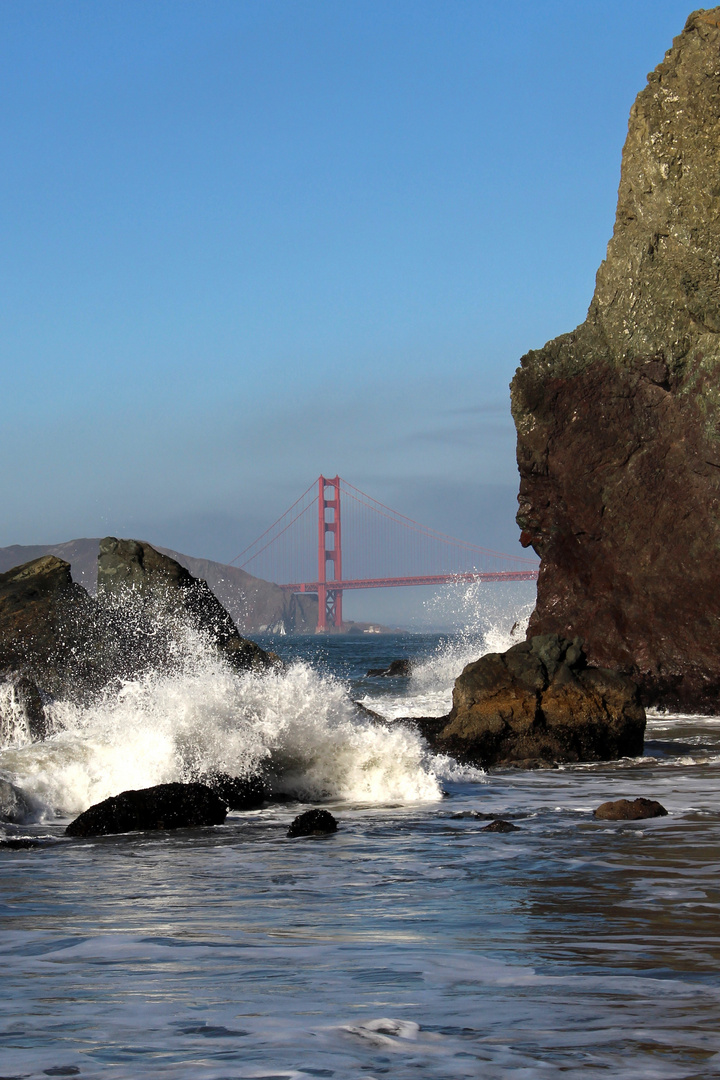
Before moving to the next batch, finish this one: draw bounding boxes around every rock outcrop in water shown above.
[0,538,318,634]
[511,9,720,711]
[97,537,275,676]
[287,808,338,837]
[198,772,266,810]
[0,556,98,700]
[65,782,228,837]
[366,659,411,677]
[417,635,645,768]
[0,540,275,711]
[594,797,668,821]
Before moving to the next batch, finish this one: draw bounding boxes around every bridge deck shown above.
[279,570,538,592]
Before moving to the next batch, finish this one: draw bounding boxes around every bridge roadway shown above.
[279,570,538,592]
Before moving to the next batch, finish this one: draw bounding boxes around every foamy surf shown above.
[361,591,532,721]
[0,649,443,822]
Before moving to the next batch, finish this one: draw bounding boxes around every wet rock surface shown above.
[417,635,645,768]
[287,808,338,838]
[0,556,98,699]
[511,9,720,712]
[0,778,36,824]
[0,540,275,710]
[366,659,411,677]
[199,772,266,811]
[65,782,228,837]
[594,797,668,821]
[98,538,275,675]
[481,819,521,833]
[0,671,49,744]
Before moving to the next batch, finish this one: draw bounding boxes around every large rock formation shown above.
[0,541,275,707]
[97,537,274,674]
[0,556,98,699]
[418,635,645,767]
[511,9,720,710]
[0,539,318,633]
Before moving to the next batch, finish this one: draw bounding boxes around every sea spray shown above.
[0,630,442,820]
[0,681,36,749]
[359,584,534,721]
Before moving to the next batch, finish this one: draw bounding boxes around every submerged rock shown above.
[511,9,720,712]
[417,635,645,768]
[594,797,668,821]
[65,782,227,837]
[366,659,411,677]
[481,819,520,833]
[287,808,338,838]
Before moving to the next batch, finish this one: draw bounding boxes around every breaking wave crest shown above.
[0,627,442,822]
[414,583,533,701]
[364,585,534,721]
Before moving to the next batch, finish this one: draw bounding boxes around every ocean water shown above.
[1,608,720,1079]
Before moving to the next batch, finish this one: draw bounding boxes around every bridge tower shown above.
[317,474,342,631]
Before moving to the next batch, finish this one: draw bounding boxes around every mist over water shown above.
[1,587,720,1078]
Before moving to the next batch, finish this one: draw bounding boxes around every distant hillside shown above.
[0,539,318,634]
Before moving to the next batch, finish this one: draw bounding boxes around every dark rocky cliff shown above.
[511,8,720,711]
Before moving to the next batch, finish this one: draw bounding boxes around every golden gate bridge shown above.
[231,475,538,631]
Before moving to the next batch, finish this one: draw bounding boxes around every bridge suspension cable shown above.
[231,474,538,629]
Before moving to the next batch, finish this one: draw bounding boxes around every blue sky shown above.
[0,0,694,622]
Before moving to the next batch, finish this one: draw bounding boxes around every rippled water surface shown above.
[2,630,720,1078]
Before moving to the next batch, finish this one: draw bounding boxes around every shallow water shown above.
[1,628,720,1078]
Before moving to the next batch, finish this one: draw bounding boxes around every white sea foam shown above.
[362,585,533,721]
[0,629,442,820]
[0,681,36,749]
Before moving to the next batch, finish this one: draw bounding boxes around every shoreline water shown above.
[1,628,719,1078]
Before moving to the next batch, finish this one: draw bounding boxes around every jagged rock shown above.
[287,808,338,837]
[594,797,668,821]
[0,539,319,633]
[0,779,35,824]
[511,9,720,711]
[0,556,98,699]
[65,782,227,837]
[97,538,275,674]
[417,635,645,768]
[0,542,276,706]
[199,772,266,810]
[366,659,411,677]
[481,819,520,833]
